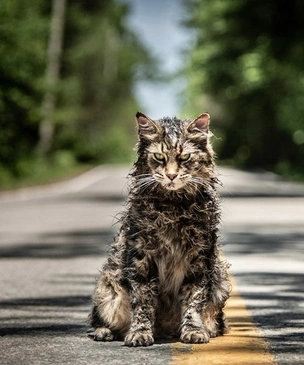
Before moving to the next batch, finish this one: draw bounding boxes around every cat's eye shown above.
[154,153,166,161]
[180,153,191,161]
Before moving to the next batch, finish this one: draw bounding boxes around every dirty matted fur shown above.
[89,112,231,346]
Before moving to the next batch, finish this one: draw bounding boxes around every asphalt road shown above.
[0,166,303,364]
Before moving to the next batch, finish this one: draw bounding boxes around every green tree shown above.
[0,0,49,180]
[56,0,157,163]
[183,0,304,177]
[0,0,157,186]
[39,0,67,155]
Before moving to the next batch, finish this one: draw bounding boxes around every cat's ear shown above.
[136,112,158,136]
[187,113,210,134]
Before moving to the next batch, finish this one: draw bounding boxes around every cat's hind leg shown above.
[89,270,131,341]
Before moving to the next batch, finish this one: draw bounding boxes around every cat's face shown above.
[135,112,215,192]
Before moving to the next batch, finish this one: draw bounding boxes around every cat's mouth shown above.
[164,181,184,191]
[154,173,187,191]
[159,174,189,191]
[166,182,177,190]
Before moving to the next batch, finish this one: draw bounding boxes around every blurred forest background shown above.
[0,0,304,189]
[183,0,304,179]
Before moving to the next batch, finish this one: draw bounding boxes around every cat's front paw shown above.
[180,329,210,344]
[124,330,154,347]
[90,327,114,341]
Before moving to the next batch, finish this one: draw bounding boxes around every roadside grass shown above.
[0,157,94,192]
[0,148,135,192]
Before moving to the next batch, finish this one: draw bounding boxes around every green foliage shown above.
[0,154,90,190]
[0,0,48,178]
[0,0,156,189]
[54,0,155,164]
[183,0,304,176]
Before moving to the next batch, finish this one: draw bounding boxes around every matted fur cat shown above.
[89,112,231,346]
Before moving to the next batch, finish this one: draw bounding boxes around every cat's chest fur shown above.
[127,196,212,296]
[155,236,190,297]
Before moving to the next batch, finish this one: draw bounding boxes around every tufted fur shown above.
[89,112,231,346]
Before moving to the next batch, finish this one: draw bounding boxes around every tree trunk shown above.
[39,0,66,155]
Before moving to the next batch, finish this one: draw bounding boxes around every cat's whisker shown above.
[191,177,213,188]
[154,173,163,179]
[187,178,213,200]
[140,182,158,194]
[135,175,153,182]
[180,174,191,180]
[189,179,206,189]
[134,176,159,193]
[134,175,153,182]
[135,176,153,183]
[138,179,155,188]
[135,174,153,178]
[135,181,154,190]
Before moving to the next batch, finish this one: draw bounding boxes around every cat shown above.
[89,112,231,347]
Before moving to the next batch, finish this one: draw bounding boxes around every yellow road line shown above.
[170,278,277,364]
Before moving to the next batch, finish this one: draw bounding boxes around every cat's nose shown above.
[166,173,178,181]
